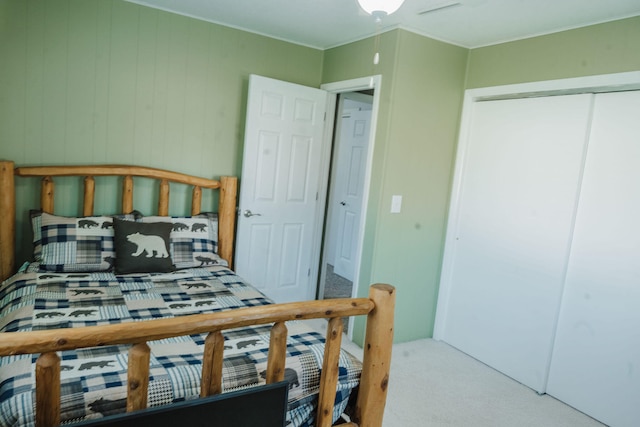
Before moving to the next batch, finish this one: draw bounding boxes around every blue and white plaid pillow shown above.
[141,213,224,269]
[31,211,140,272]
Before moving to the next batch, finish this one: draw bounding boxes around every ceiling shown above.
[125,0,640,49]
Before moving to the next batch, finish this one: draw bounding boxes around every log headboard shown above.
[0,160,238,281]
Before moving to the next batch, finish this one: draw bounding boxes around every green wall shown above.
[466,16,640,88]
[323,17,640,344]
[0,0,323,263]
[323,30,468,343]
[1,0,639,345]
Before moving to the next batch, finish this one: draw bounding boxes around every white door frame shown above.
[315,75,382,340]
[434,70,640,340]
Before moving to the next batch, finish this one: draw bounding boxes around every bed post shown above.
[0,160,16,282]
[354,284,395,427]
[218,176,238,269]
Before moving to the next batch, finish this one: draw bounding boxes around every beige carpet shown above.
[321,264,353,333]
[306,320,604,426]
[376,339,604,426]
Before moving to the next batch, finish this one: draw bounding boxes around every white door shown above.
[547,91,640,427]
[332,107,371,281]
[235,75,328,303]
[435,94,593,392]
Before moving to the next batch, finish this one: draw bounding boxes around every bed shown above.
[0,161,395,427]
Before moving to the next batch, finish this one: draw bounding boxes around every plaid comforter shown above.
[0,263,361,427]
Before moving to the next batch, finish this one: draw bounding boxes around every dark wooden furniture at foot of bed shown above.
[0,160,396,427]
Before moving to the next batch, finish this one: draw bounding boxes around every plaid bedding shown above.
[0,263,361,427]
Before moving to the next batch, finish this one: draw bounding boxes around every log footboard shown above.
[0,284,395,427]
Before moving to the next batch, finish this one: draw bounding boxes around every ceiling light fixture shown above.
[357,0,406,21]
[357,0,406,87]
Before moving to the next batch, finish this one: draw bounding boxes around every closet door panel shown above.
[438,94,593,392]
[547,91,640,427]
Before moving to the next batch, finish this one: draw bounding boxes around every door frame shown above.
[433,70,640,340]
[314,75,382,339]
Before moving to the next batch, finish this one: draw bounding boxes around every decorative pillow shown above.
[141,213,224,269]
[113,218,174,274]
[31,211,140,272]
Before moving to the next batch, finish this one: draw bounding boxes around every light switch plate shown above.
[391,195,402,213]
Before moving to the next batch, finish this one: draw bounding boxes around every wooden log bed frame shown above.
[0,160,395,427]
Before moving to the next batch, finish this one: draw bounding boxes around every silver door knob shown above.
[243,210,262,218]
[339,201,347,206]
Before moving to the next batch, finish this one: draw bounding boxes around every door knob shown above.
[243,210,262,218]
[339,201,347,206]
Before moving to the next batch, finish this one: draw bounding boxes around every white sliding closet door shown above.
[437,94,593,392]
[547,91,640,427]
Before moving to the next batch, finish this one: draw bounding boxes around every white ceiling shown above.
[125,0,640,49]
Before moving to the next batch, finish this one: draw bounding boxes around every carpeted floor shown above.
[376,339,605,426]
[305,319,605,426]
[322,264,352,333]
[322,264,353,299]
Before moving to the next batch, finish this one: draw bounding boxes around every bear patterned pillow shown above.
[141,213,223,269]
[31,211,139,272]
[113,218,174,274]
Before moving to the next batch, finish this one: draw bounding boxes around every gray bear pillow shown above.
[113,218,174,274]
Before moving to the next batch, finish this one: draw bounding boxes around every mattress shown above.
[0,263,361,427]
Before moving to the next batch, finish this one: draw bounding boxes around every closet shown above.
[435,89,640,427]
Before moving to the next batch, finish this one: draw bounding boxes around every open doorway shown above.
[317,85,376,334]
